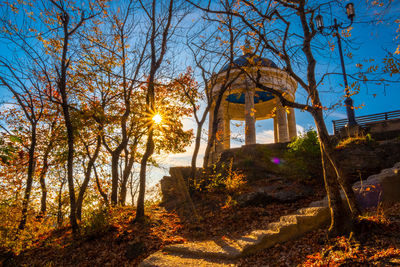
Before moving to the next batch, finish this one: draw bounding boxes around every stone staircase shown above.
[140,161,400,266]
[139,206,330,266]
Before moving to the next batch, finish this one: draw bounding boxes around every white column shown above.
[245,89,256,145]
[287,108,297,140]
[273,117,278,143]
[276,103,289,143]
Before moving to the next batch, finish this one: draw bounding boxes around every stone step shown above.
[297,206,329,216]
[163,238,243,260]
[139,251,237,267]
[140,203,331,265]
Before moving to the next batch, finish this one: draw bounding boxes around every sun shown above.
[152,113,162,124]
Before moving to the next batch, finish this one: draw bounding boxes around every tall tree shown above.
[135,0,178,221]
[188,0,365,235]
[0,12,47,229]
[99,1,149,206]
[39,0,105,234]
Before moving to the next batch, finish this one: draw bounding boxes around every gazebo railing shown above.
[332,110,400,135]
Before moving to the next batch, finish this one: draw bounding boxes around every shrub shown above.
[283,129,322,182]
[197,159,247,194]
[287,128,320,155]
[223,159,247,194]
[82,208,111,240]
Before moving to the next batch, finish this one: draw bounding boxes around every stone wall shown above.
[334,139,400,182]
[218,143,290,182]
[366,118,400,134]
[160,140,400,209]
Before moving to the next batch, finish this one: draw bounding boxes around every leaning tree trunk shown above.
[190,124,203,188]
[313,109,360,235]
[313,110,360,217]
[18,124,37,230]
[203,92,225,168]
[76,136,101,221]
[321,149,352,236]
[94,165,109,205]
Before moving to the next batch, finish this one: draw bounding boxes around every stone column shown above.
[245,88,256,145]
[273,117,278,143]
[287,108,297,140]
[276,103,289,143]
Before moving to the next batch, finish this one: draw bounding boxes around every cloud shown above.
[329,112,347,119]
[255,124,305,143]
[164,140,207,167]
[256,129,274,143]
[296,124,305,134]
[159,116,206,167]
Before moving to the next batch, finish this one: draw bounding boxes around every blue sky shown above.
[1,0,399,187]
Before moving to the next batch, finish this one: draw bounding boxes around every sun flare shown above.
[152,114,162,124]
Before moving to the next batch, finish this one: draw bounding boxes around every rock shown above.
[238,179,314,206]
[334,140,400,183]
[125,241,146,260]
[353,161,400,209]
[311,161,400,210]
[160,167,201,212]
[237,191,277,206]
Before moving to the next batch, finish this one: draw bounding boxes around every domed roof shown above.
[219,53,278,73]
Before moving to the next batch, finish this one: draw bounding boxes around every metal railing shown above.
[332,110,400,135]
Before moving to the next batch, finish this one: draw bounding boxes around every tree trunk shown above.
[63,104,79,233]
[110,151,120,205]
[94,165,109,205]
[324,147,361,218]
[313,110,360,214]
[135,0,174,222]
[58,11,79,234]
[76,136,101,221]
[135,129,154,221]
[130,175,139,206]
[203,94,225,168]
[119,152,135,206]
[57,177,66,228]
[38,146,50,217]
[190,124,203,188]
[18,124,37,230]
[313,109,359,235]
[321,149,352,237]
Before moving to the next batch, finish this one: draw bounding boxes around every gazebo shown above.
[208,51,298,163]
